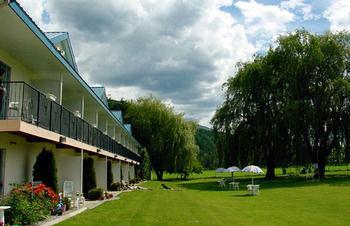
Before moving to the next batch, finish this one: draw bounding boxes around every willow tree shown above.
[126,97,200,180]
[213,30,350,179]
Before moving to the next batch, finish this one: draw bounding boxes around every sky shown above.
[17,0,350,127]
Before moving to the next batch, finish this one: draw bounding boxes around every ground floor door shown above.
[0,149,5,195]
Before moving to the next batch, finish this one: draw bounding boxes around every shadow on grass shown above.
[178,174,350,192]
[231,194,254,198]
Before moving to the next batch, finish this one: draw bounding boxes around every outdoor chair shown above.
[218,180,225,188]
[229,182,239,190]
[63,181,84,209]
[247,184,259,195]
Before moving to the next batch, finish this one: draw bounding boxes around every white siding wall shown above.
[121,162,129,182]
[93,156,107,190]
[0,133,83,194]
[0,48,32,82]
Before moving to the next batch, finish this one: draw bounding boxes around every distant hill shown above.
[195,126,218,169]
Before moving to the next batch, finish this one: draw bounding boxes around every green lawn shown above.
[58,169,350,226]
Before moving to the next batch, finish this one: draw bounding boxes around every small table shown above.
[229,182,239,190]
[0,206,10,225]
[247,184,260,195]
[218,180,225,188]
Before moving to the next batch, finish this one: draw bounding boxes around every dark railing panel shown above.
[88,124,93,145]
[76,118,83,141]
[22,83,39,125]
[2,82,22,119]
[82,121,89,143]
[61,108,70,137]
[69,113,77,139]
[0,82,140,162]
[51,101,61,133]
[38,93,51,130]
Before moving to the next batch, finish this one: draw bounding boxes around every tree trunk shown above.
[265,161,276,180]
[265,131,276,180]
[155,170,163,181]
[318,161,326,179]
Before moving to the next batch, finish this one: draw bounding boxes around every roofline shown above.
[45,32,79,71]
[8,1,142,150]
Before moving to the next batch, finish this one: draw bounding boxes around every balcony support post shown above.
[80,149,83,194]
[81,95,85,120]
[59,74,63,105]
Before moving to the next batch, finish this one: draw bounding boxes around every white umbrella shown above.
[242,165,264,184]
[226,166,241,179]
[215,167,227,173]
[226,166,241,172]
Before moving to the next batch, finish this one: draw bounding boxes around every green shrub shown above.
[83,157,97,196]
[33,148,58,192]
[62,197,71,211]
[136,148,151,180]
[109,182,122,191]
[1,183,57,225]
[107,161,113,190]
[87,188,104,200]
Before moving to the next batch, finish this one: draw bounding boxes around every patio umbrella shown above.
[215,167,227,177]
[242,165,264,185]
[226,166,241,179]
[215,167,227,173]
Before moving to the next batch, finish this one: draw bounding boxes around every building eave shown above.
[8,0,142,151]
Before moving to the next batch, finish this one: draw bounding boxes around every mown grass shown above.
[58,167,350,226]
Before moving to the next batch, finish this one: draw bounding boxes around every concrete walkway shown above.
[40,191,122,226]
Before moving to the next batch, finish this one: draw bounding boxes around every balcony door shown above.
[0,62,10,119]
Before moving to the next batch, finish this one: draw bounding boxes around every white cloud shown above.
[235,0,294,41]
[324,0,350,32]
[17,0,256,127]
[280,0,319,21]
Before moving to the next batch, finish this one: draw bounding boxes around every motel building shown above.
[0,0,141,195]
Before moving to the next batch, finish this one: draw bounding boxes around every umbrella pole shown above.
[252,176,254,185]
[231,172,233,179]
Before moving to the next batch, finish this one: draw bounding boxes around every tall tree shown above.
[213,30,350,179]
[126,97,200,180]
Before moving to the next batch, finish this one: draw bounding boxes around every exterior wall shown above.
[0,48,32,83]
[113,160,121,183]
[0,133,83,194]
[130,164,135,180]
[62,95,83,117]
[93,155,107,190]
[0,133,29,194]
[31,78,61,103]
[84,108,98,127]
[54,148,82,194]
[121,162,129,182]
[98,115,107,133]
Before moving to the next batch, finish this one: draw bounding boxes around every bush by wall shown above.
[0,183,58,225]
[33,148,58,192]
[136,148,151,180]
[109,182,122,191]
[83,157,97,196]
[87,188,104,200]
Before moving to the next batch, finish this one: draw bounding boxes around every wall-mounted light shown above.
[97,149,101,153]
[114,155,118,158]
[59,136,66,143]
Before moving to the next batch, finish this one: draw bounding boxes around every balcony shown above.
[0,81,140,162]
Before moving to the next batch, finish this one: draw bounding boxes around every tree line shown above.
[212,30,350,179]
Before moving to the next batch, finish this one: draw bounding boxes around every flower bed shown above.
[0,183,59,225]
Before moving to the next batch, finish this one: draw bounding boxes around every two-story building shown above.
[0,0,140,194]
